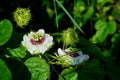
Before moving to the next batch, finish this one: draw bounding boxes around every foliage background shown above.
[0,0,120,80]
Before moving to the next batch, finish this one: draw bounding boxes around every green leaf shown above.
[97,0,113,6]
[105,61,120,80]
[92,28,109,43]
[102,50,111,57]
[95,20,107,30]
[5,30,24,48]
[111,33,120,47]
[112,2,120,21]
[59,67,78,80]
[0,59,12,80]
[25,57,50,80]
[5,57,31,80]
[83,6,94,24]
[7,46,26,58]
[78,36,109,61]
[56,13,64,22]
[111,34,120,43]
[107,21,117,34]
[92,20,116,43]
[0,19,13,46]
[74,0,85,13]
[92,20,108,43]
[78,59,104,80]
[55,13,64,29]
[110,34,120,60]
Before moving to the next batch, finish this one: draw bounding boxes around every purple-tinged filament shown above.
[65,51,80,57]
[70,53,80,57]
[30,37,45,45]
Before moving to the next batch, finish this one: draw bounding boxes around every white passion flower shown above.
[57,48,89,66]
[21,29,53,55]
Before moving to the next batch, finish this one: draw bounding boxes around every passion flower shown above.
[56,48,89,66]
[21,29,53,55]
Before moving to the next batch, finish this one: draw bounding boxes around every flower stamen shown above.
[30,37,45,45]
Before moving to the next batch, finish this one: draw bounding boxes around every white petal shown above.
[23,35,30,41]
[28,32,35,37]
[22,35,37,54]
[65,49,71,52]
[44,34,53,45]
[38,45,47,54]
[58,48,66,56]
[71,51,89,65]
[82,54,89,60]
[37,29,45,35]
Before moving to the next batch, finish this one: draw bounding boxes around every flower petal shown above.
[71,52,89,65]
[37,29,45,36]
[58,48,66,56]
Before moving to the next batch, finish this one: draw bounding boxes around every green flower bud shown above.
[13,7,31,28]
[108,15,114,21]
[46,7,54,18]
[57,55,72,67]
[79,6,85,13]
[62,28,78,46]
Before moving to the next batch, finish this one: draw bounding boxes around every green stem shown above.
[55,0,84,34]
[44,54,60,78]
[53,0,59,29]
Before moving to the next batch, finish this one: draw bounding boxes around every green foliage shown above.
[110,33,120,61]
[0,0,120,80]
[107,21,117,34]
[73,0,85,19]
[97,0,114,6]
[55,0,84,33]
[0,19,13,46]
[92,20,117,43]
[55,13,64,29]
[73,1,94,27]
[105,61,120,80]
[112,1,120,21]
[5,57,31,80]
[59,67,78,80]
[0,59,12,80]
[111,33,120,49]
[25,57,50,80]
[7,46,26,58]
[78,59,104,80]
[5,30,24,48]
[83,6,94,25]
[78,36,102,56]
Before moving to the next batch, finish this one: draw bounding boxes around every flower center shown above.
[70,53,80,57]
[66,51,80,57]
[30,37,45,45]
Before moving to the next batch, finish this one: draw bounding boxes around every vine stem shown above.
[53,0,59,29]
[87,0,93,36]
[44,54,60,80]
[55,0,84,34]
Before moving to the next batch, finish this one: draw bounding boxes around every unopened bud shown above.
[62,28,78,46]
[13,7,31,28]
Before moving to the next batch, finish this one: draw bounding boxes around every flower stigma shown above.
[29,31,45,45]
